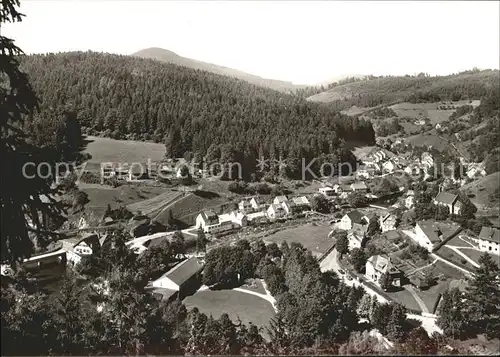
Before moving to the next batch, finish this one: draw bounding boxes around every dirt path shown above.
[404,285,430,313]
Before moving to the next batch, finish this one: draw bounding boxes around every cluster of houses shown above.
[318,181,369,199]
[195,194,312,235]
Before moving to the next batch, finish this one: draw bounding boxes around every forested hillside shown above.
[308,70,499,111]
[132,47,302,92]
[18,52,375,178]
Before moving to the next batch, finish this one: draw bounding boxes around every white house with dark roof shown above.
[238,199,253,212]
[195,210,233,234]
[281,201,297,216]
[475,227,500,255]
[433,192,463,215]
[365,255,402,287]
[339,210,366,230]
[149,257,204,301]
[319,186,335,197]
[414,220,462,251]
[62,233,101,265]
[267,203,286,219]
[348,223,368,250]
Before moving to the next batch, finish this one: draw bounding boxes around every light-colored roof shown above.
[292,196,310,206]
[274,195,288,203]
[155,257,204,287]
[351,182,368,190]
[478,227,500,243]
[269,203,285,211]
[367,255,390,273]
[247,211,267,219]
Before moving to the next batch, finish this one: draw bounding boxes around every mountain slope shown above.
[19,51,375,179]
[132,47,303,92]
[307,70,499,111]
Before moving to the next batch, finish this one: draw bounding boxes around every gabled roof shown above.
[416,220,461,244]
[351,182,368,190]
[156,257,204,287]
[250,196,265,204]
[274,195,288,203]
[478,227,500,243]
[367,254,390,273]
[434,192,459,205]
[345,210,364,224]
[352,223,368,235]
[269,203,285,211]
[292,196,310,206]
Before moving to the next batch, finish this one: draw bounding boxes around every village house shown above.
[238,199,253,212]
[267,203,287,220]
[382,160,396,173]
[379,213,398,232]
[356,169,372,180]
[466,163,487,179]
[405,190,415,209]
[348,223,368,250]
[350,182,368,193]
[195,210,233,234]
[219,211,247,228]
[250,196,266,210]
[62,233,101,266]
[365,255,402,287]
[319,186,335,197]
[433,192,463,215]
[339,210,367,230]
[292,196,311,212]
[414,220,462,252]
[246,211,268,225]
[421,152,434,169]
[273,195,288,205]
[474,227,500,255]
[149,257,204,301]
[282,200,298,216]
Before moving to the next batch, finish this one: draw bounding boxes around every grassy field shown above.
[155,191,233,226]
[78,183,170,221]
[455,248,500,269]
[126,190,184,216]
[414,280,450,314]
[183,289,275,334]
[389,101,480,124]
[83,135,165,168]
[460,172,500,211]
[263,222,334,257]
[433,260,467,280]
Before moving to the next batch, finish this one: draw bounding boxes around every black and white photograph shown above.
[1,0,499,355]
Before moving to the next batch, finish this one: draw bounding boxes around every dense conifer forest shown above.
[18,52,375,177]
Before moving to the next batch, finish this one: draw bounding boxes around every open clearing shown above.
[263,222,334,257]
[455,248,500,269]
[183,289,275,333]
[83,136,165,169]
[389,100,480,124]
[126,190,184,216]
[385,288,421,312]
[156,191,233,226]
[79,183,170,221]
[460,172,500,211]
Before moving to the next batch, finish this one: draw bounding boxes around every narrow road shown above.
[404,285,429,313]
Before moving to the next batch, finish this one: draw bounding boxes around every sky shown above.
[3,0,499,84]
